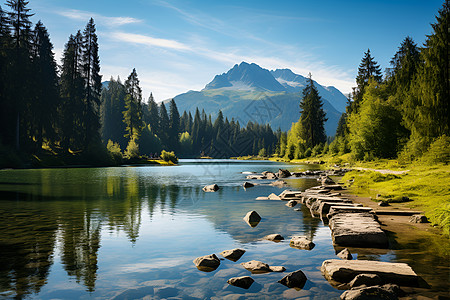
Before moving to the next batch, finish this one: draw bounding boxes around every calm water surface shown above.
[0,160,448,299]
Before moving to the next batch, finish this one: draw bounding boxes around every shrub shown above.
[304,148,312,157]
[124,138,140,160]
[161,150,178,164]
[107,140,123,164]
[420,135,450,165]
[258,148,267,157]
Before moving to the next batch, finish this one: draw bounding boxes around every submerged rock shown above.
[227,276,254,289]
[193,254,220,272]
[203,184,220,192]
[243,182,255,188]
[286,200,298,207]
[243,211,261,227]
[337,248,353,260]
[240,260,272,273]
[278,270,307,289]
[220,248,246,262]
[290,236,315,250]
[263,234,284,242]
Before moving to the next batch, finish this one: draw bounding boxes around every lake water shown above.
[0,159,448,299]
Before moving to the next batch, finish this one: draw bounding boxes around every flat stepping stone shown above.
[289,236,315,250]
[321,259,420,287]
[319,202,363,218]
[328,212,388,248]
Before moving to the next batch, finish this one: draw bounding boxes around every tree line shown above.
[101,74,279,159]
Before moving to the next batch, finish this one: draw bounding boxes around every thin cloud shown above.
[56,9,143,27]
[110,32,191,51]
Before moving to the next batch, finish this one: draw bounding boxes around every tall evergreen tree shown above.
[168,99,180,151]
[146,93,159,134]
[0,4,13,146]
[299,73,327,148]
[352,49,382,111]
[81,18,102,147]
[158,102,170,148]
[123,68,143,140]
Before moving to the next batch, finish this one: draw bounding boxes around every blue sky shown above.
[24,0,443,101]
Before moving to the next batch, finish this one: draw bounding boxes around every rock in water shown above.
[243,211,261,227]
[290,236,315,250]
[269,266,286,272]
[337,248,353,260]
[268,193,281,200]
[286,200,298,207]
[349,273,383,288]
[220,248,246,262]
[243,182,255,188]
[277,169,291,178]
[241,260,272,273]
[193,254,220,272]
[202,184,219,192]
[340,285,399,300]
[263,234,284,242]
[227,276,254,289]
[278,270,307,289]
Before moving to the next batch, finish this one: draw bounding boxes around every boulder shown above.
[349,273,383,288]
[203,184,220,192]
[240,260,272,274]
[337,248,353,260]
[378,201,389,207]
[290,236,315,250]
[262,171,278,179]
[227,276,254,289]
[263,234,284,242]
[277,169,291,178]
[220,248,246,262]
[269,266,286,272]
[243,182,255,188]
[246,174,266,180]
[267,193,282,200]
[409,214,429,223]
[321,259,420,287]
[278,270,307,289]
[286,200,298,208]
[243,211,261,227]
[193,254,220,271]
[340,286,398,300]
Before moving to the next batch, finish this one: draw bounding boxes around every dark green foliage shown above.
[299,74,327,148]
[352,49,382,111]
[158,102,170,148]
[101,78,127,149]
[160,150,178,164]
[168,99,180,151]
[123,68,143,140]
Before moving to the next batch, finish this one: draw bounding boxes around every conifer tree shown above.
[123,68,143,140]
[168,99,180,151]
[352,49,382,111]
[147,93,159,134]
[299,74,327,148]
[158,102,170,147]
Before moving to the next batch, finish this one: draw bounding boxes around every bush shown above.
[161,150,178,164]
[258,148,267,157]
[304,148,312,157]
[420,135,450,165]
[107,140,123,164]
[125,138,140,160]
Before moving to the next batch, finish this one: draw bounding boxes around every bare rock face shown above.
[349,273,383,288]
[286,200,298,207]
[337,248,353,260]
[202,184,219,192]
[243,211,261,227]
[227,276,254,289]
[240,260,272,274]
[340,285,398,300]
[409,214,429,223]
[243,182,255,188]
[193,254,220,272]
[278,270,307,289]
[290,236,315,250]
[263,234,285,242]
[220,248,246,262]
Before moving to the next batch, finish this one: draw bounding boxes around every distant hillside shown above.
[170,62,346,135]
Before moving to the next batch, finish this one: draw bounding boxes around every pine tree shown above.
[81,18,102,148]
[158,102,170,148]
[299,74,327,148]
[123,68,143,140]
[168,99,180,151]
[147,93,159,134]
[352,49,382,111]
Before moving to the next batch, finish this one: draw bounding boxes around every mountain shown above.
[171,62,347,135]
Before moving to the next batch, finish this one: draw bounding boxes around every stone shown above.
[243,211,261,227]
[277,169,291,178]
[378,200,389,206]
[286,200,298,207]
[278,270,307,289]
[409,214,429,223]
[294,208,301,211]
[340,286,398,300]
[349,273,383,288]
[263,234,284,242]
[328,212,388,248]
[220,248,246,262]
[242,182,255,188]
[203,184,220,192]
[321,259,420,287]
[246,174,266,180]
[268,193,282,200]
[262,171,278,179]
[290,236,315,250]
[271,180,287,187]
[269,266,286,272]
[337,248,353,260]
[240,260,272,274]
[193,254,220,272]
[227,276,255,289]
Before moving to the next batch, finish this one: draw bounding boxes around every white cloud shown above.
[110,32,191,51]
[56,9,143,27]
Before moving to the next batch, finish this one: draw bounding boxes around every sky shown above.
[22,0,444,101]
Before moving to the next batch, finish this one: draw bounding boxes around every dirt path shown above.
[352,167,410,175]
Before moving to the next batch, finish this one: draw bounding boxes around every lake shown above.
[0,159,448,299]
